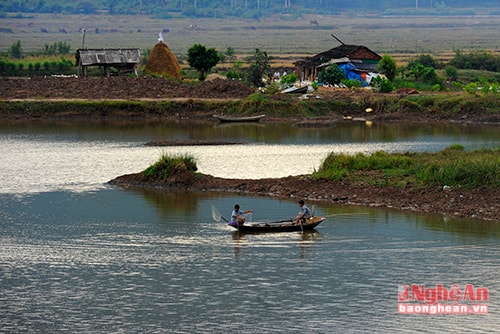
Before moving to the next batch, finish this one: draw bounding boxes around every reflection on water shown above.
[0,120,498,332]
[1,125,499,194]
[1,190,498,333]
[1,119,499,146]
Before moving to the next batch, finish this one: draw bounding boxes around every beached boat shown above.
[229,216,326,233]
[281,86,308,94]
[213,114,266,123]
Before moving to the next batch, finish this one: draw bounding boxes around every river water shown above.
[0,120,499,333]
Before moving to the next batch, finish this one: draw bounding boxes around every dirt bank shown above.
[109,170,499,222]
[0,76,254,100]
[1,76,499,124]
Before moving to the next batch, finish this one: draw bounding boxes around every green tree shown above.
[444,65,458,81]
[246,48,271,87]
[9,40,22,59]
[225,46,236,63]
[318,64,344,86]
[407,54,438,69]
[376,54,397,81]
[407,64,437,83]
[187,43,220,81]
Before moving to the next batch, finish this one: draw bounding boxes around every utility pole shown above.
[81,28,86,49]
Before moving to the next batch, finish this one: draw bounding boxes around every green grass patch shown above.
[142,154,197,180]
[313,146,499,188]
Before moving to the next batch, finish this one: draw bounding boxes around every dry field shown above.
[1,13,499,67]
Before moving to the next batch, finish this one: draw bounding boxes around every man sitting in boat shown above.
[295,200,312,224]
[230,204,253,227]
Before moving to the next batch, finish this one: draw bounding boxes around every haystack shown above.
[144,42,182,79]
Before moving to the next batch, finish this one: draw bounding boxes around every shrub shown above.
[376,54,397,81]
[407,64,438,83]
[313,147,499,188]
[342,79,361,88]
[9,40,22,59]
[372,76,394,93]
[407,54,438,70]
[318,64,344,86]
[449,50,499,72]
[280,73,297,87]
[464,82,479,95]
[142,154,197,180]
[444,65,458,81]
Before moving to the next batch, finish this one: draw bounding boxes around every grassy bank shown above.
[140,147,499,190]
[0,92,499,119]
[313,146,499,189]
[142,155,198,180]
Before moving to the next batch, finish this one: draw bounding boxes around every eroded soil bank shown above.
[1,76,499,124]
[109,170,499,222]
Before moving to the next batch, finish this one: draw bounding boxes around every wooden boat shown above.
[213,114,266,123]
[211,205,325,233]
[229,216,326,233]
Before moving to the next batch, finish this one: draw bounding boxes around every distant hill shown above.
[1,0,498,18]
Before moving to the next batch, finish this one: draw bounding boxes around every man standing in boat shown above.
[230,204,253,227]
[295,200,312,224]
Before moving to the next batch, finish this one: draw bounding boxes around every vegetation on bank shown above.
[141,147,499,190]
[313,146,499,189]
[142,154,197,180]
[0,91,499,117]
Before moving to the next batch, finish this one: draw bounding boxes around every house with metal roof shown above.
[294,43,381,82]
[76,48,141,77]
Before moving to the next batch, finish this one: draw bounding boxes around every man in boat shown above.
[230,204,253,227]
[295,200,312,225]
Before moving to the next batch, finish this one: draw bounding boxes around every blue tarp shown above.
[338,63,368,86]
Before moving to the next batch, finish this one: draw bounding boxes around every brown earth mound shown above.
[0,76,254,100]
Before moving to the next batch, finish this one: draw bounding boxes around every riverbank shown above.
[0,76,499,124]
[2,76,499,222]
[109,166,499,222]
